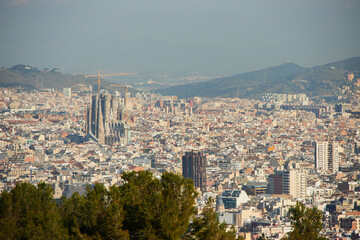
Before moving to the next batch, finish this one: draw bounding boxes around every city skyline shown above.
[1,0,360,237]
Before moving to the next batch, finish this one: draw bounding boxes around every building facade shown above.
[243,182,268,196]
[315,141,340,173]
[63,88,71,98]
[267,173,283,195]
[220,190,250,209]
[267,168,307,199]
[283,169,307,199]
[182,151,207,192]
[85,93,129,145]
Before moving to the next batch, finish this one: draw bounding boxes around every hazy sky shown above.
[0,0,359,75]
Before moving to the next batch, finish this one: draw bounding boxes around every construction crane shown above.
[85,71,136,95]
[110,84,132,121]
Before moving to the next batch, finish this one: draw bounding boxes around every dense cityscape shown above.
[1,70,360,239]
[1,0,359,239]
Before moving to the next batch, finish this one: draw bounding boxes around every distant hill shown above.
[156,57,360,99]
[0,64,134,94]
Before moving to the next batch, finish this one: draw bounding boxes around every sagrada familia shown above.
[85,93,129,145]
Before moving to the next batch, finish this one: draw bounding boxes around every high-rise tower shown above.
[282,169,307,199]
[267,165,307,199]
[182,151,207,192]
[315,141,339,173]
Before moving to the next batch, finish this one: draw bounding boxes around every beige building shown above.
[283,169,307,199]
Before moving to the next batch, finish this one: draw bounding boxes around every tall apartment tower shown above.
[85,93,129,145]
[63,88,71,99]
[267,169,306,199]
[182,151,207,192]
[315,141,339,173]
[282,169,307,199]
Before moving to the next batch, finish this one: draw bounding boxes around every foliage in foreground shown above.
[0,171,242,240]
[285,202,328,240]
[0,182,68,240]
[188,198,243,240]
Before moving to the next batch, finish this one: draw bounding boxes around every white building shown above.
[220,190,250,209]
[315,141,339,173]
[63,88,71,99]
[283,169,307,199]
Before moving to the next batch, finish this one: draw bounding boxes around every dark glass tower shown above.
[182,151,207,192]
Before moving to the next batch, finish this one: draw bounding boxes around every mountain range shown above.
[155,57,360,99]
[1,57,359,99]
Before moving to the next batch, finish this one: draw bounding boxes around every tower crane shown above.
[110,84,132,122]
[85,71,136,95]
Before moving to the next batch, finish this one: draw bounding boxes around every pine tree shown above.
[60,183,129,239]
[120,171,197,240]
[0,172,243,240]
[0,182,68,240]
[286,202,328,240]
[189,198,240,240]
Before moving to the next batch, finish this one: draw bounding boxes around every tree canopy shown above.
[119,171,197,239]
[60,183,128,239]
[0,182,68,240]
[286,202,328,240]
[189,198,242,240]
[0,171,241,240]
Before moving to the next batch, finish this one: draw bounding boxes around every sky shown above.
[0,0,359,76]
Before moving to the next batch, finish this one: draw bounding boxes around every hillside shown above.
[156,57,360,99]
[0,64,132,94]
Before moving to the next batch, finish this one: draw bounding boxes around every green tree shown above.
[120,171,197,240]
[286,202,328,240]
[0,182,68,240]
[156,171,198,239]
[189,198,240,240]
[0,172,226,240]
[60,183,128,240]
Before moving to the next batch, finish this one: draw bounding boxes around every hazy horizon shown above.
[1,0,359,76]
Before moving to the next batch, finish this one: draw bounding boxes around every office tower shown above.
[85,93,128,145]
[182,151,207,192]
[267,173,283,195]
[315,141,339,173]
